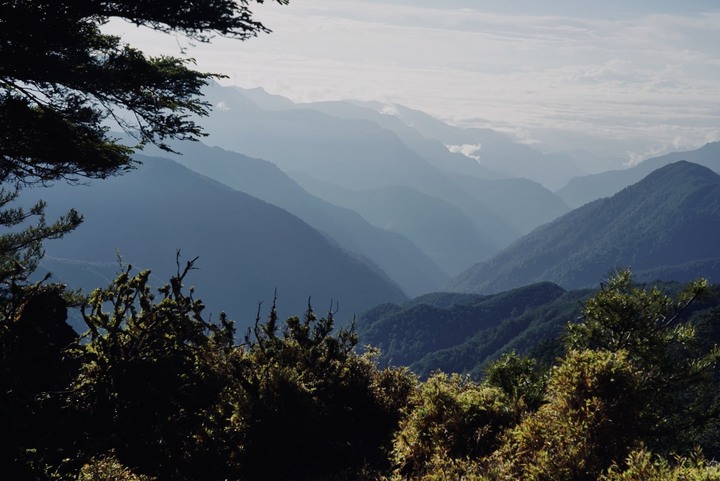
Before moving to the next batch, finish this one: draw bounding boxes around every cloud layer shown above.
[104,1,720,165]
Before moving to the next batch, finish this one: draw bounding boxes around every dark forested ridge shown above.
[450,161,720,294]
[356,282,567,369]
[359,275,720,379]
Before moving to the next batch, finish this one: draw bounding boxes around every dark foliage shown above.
[0,0,287,185]
[1,261,413,480]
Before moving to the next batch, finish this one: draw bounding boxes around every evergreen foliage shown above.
[1,261,414,480]
[392,373,514,479]
[0,188,81,287]
[0,0,287,185]
[404,271,720,481]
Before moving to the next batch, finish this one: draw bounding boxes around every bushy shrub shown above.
[392,373,514,478]
[489,349,645,481]
[483,351,547,413]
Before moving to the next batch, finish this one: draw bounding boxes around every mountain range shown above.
[557,142,720,208]
[19,83,720,340]
[357,278,720,379]
[450,161,720,294]
[142,140,448,295]
[356,281,569,371]
[196,83,571,273]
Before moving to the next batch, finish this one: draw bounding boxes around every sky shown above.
[105,0,720,167]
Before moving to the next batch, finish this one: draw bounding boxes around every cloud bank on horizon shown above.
[105,0,720,166]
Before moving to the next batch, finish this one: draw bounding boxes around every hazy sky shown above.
[106,0,720,165]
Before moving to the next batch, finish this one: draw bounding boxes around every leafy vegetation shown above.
[1,268,719,480]
[1,259,414,480]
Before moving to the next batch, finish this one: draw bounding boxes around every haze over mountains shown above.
[198,84,572,271]
[146,141,448,296]
[30,156,407,326]
[27,82,720,333]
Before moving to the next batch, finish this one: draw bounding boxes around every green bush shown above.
[490,349,645,481]
[392,373,513,478]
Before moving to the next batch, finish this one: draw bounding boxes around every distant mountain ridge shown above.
[450,161,720,293]
[557,142,720,207]
[356,281,600,377]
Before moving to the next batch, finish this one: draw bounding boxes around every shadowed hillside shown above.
[27,156,407,328]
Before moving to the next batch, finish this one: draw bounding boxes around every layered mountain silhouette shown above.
[350,100,587,190]
[289,177,498,276]
[198,84,570,272]
[27,156,407,328]
[359,276,720,378]
[141,140,449,295]
[450,161,720,293]
[557,142,720,208]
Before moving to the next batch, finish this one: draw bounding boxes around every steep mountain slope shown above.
[202,84,465,193]
[241,87,502,180]
[557,142,720,208]
[143,140,449,295]
[26,156,407,327]
[450,161,720,293]
[197,84,576,269]
[408,289,590,377]
[359,277,720,378]
[444,174,569,235]
[298,98,502,180]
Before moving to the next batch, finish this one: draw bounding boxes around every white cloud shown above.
[380,104,400,116]
[446,143,483,162]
